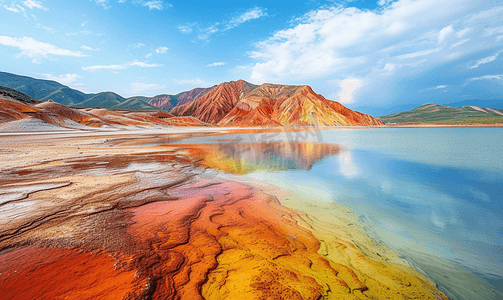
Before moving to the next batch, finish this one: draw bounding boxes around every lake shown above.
[169,127,503,300]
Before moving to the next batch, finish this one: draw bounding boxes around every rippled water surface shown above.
[172,128,503,299]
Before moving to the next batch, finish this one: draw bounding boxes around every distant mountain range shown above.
[0,71,382,127]
[350,99,503,117]
[0,71,213,111]
[379,103,503,124]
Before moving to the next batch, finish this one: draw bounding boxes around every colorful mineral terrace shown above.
[0,132,448,299]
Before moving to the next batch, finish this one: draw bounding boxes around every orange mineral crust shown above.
[127,180,448,300]
[0,246,142,300]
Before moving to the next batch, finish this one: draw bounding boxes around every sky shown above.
[0,0,502,109]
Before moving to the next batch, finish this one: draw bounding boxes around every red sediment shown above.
[0,246,142,300]
[126,181,356,299]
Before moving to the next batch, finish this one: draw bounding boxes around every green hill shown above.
[75,92,125,108]
[380,103,503,124]
[0,71,160,111]
[0,85,40,104]
[112,97,161,110]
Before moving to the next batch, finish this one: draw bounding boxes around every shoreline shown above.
[0,130,459,299]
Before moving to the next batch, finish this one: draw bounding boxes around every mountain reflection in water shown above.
[185,141,344,174]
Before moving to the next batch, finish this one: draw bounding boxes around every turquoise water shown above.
[172,128,503,299]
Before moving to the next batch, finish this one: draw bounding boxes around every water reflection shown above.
[187,141,343,174]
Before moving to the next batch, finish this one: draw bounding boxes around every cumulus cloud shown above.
[156,46,168,54]
[438,25,454,43]
[132,42,145,48]
[469,50,502,69]
[40,73,82,85]
[0,36,87,62]
[248,0,493,85]
[226,7,267,30]
[82,60,162,71]
[174,78,209,86]
[334,78,361,103]
[207,62,225,67]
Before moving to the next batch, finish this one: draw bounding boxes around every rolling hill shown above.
[0,72,162,111]
[379,103,503,124]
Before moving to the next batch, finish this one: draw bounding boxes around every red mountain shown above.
[147,86,215,111]
[170,80,256,125]
[172,81,382,127]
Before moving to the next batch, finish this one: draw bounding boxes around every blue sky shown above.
[0,0,502,109]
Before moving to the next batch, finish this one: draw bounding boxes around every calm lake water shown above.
[171,128,503,300]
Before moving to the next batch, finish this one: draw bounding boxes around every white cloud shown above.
[450,38,470,48]
[435,85,447,89]
[36,23,54,33]
[174,78,209,86]
[132,42,145,48]
[90,0,110,9]
[82,60,162,71]
[248,0,493,85]
[456,27,472,38]
[40,73,82,85]
[334,78,361,103]
[142,0,163,10]
[207,62,225,67]
[81,45,98,51]
[226,7,267,30]
[483,26,503,37]
[23,0,47,10]
[198,25,219,40]
[467,74,503,82]
[378,0,394,6]
[396,48,442,59]
[178,25,193,34]
[0,36,87,62]
[144,53,152,58]
[155,46,168,54]
[4,3,24,12]
[469,50,502,69]
[438,25,454,43]
[130,82,166,94]
[129,61,162,67]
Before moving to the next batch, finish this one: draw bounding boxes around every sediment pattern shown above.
[0,134,447,299]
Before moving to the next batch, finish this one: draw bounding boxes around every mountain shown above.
[146,87,216,111]
[1,72,382,127]
[0,72,159,111]
[73,92,125,108]
[0,90,210,132]
[0,85,40,104]
[379,103,503,123]
[350,99,503,117]
[219,84,382,127]
[171,80,382,126]
[170,80,256,124]
[444,99,503,110]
